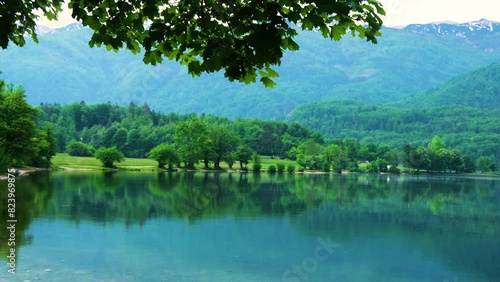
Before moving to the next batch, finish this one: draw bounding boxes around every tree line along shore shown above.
[1,80,497,175]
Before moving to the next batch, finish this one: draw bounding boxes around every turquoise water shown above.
[1,171,499,281]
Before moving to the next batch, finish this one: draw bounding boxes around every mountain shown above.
[404,19,500,51]
[395,62,500,109]
[0,20,499,119]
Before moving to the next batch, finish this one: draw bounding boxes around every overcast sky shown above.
[380,0,500,27]
[36,0,500,28]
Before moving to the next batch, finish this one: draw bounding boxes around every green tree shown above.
[461,155,476,173]
[95,147,125,168]
[236,144,254,169]
[414,146,431,172]
[447,149,463,173]
[0,1,384,86]
[0,82,39,166]
[102,126,118,147]
[428,148,448,172]
[476,156,494,172]
[294,139,323,169]
[344,138,360,163]
[30,125,58,167]
[66,141,95,157]
[251,152,262,172]
[383,148,399,167]
[174,117,207,169]
[147,143,179,170]
[225,151,238,169]
[359,143,378,162]
[428,135,446,152]
[323,144,346,173]
[112,128,128,153]
[126,128,145,158]
[0,146,8,172]
[375,158,388,172]
[402,144,429,173]
[207,125,240,169]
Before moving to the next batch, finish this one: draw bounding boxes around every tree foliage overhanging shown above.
[0,81,57,169]
[0,0,385,86]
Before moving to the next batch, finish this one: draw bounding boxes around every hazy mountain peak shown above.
[403,19,499,52]
[35,25,56,35]
[56,22,86,31]
[404,19,499,35]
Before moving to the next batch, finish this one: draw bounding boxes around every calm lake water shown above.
[1,171,499,282]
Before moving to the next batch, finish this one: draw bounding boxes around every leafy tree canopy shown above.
[95,146,125,168]
[147,143,179,169]
[1,0,385,86]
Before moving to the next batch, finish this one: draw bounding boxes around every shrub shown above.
[388,165,400,174]
[252,163,262,172]
[367,163,379,173]
[251,152,262,172]
[321,161,330,172]
[268,165,276,173]
[476,156,495,172]
[347,162,359,172]
[286,164,295,173]
[276,162,285,173]
[297,166,305,172]
[95,147,125,168]
[147,143,179,169]
[66,141,95,157]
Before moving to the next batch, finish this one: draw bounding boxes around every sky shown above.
[380,0,500,27]
[36,0,500,28]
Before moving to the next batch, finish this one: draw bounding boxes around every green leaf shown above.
[143,50,163,65]
[265,67,279,78]
[260,77,277,88]
[188,61,202,76]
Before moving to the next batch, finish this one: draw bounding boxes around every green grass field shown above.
[51,154,299,171]
[52,153,159,170]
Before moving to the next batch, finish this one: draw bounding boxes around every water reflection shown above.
[0,172,499,281]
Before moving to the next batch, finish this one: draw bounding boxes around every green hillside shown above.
[287,100,499,162]
[0,22,499,119]
[396,62,500,109]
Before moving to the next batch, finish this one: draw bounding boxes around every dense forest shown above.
[35,101,321,168]
[1,78,497,174]
[32,101,496,174]
[287,100,499,163]
[286,62,500,165]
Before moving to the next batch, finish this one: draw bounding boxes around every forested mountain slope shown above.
[287,100,499,162]
[0,20,499,119]
[396,62,500,109]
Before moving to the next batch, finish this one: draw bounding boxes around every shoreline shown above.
[1,166,499,179]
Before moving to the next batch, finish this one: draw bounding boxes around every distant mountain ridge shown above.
[405,19,499,35]
[404,19,500,51]
[1,20,499,119]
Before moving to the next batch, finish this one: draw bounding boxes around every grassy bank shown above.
[45,154,500,177]
[52,153,159,170]
[51,154,299,171]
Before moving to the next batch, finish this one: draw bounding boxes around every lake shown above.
[1,171,499,281]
